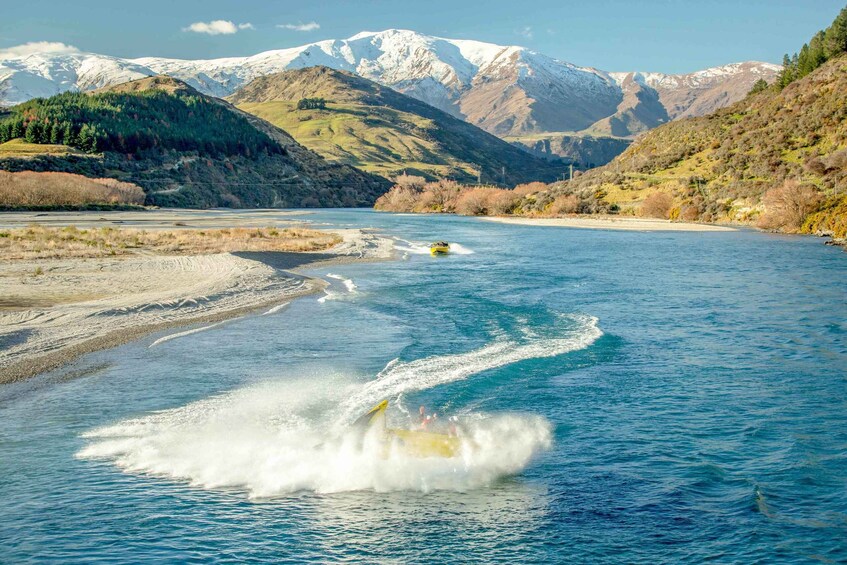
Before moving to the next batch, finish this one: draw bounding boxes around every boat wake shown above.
[449,243,474,255]
[77,314,601,497]
[394,238,474,256]
[337,313,602,423]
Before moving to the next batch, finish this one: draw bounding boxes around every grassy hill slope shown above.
[517,7,847,240]
[0,76,389,208]
[228,66,565,185]
[518,55,847,238]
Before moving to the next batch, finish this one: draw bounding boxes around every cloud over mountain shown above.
[183,21,254,35]
[0,41,79,57]
[277,22,321,32]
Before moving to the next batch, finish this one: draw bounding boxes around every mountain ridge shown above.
[0,30,781,141]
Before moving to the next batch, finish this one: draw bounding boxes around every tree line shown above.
[0,90,282,158]
[296,98,327,110]
[778,5,847,88]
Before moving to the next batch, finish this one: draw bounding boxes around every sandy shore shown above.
[482,216,737,232]
[0,208,314,230]
[0,225,393,384]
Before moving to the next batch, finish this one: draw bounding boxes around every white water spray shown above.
[78,315,601,497]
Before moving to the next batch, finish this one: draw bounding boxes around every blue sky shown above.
[1,0,843,72]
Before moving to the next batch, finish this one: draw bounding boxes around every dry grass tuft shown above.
[0,225,342,260]
[0,171,145,208]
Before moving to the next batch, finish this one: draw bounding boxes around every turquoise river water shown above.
[1,210,846,563]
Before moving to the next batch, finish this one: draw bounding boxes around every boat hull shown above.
[388,428,461,458]
[357,400,461,458]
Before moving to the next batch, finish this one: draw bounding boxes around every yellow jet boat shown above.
[430,241,450,255]
[354,400,461,458]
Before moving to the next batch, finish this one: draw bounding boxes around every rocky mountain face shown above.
[1,31,781,141]
[608,62,784,126]
[508,135,633,168]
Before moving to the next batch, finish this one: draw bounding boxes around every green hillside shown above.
[0,138,85,157]
[0,76,389,208]
[237,100,452,178]
[228,66,566,185]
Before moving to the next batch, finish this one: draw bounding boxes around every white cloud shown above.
[518,26,533,40]
[277,21,320,32]
[0,41,80,58]
[183,20,254,35]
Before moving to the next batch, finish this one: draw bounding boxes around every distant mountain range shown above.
[0,30,780,145]
[228,66,564,184]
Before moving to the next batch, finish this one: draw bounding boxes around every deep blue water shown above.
[1,210,846,563]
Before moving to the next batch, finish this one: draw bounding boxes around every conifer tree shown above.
[797,44,812,77]
[11,119,24,139]
[824,6,847,57]
[809,31,827,68]
[77,124,94,152]
[748,78,769,95]
[63,122,75,146]
[778,54,794,88]
[24,121,41,143]
[50,122,62,144]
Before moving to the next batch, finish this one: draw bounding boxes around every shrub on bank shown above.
[549,194,580,215]
[375,178,523,216]
[801,194,847,239]
[642,192,675,219]
[757,180,823,231]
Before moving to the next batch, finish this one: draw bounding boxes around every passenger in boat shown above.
[419,405,433,429]
[448,416,458,437]
[418,406,438,430]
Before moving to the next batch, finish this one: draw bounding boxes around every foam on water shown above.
[77,314,601,498]
[261,302,289,316]
[326,273,357,292]
[148,321,228,348]
[318,274,358,303]
[338,314,602,422]
[393,239,431,255]
[449,243,474,255]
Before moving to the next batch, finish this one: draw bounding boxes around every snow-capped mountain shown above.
[609,61,782,121]
[0,30,781,138]
[0,49,154,105]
